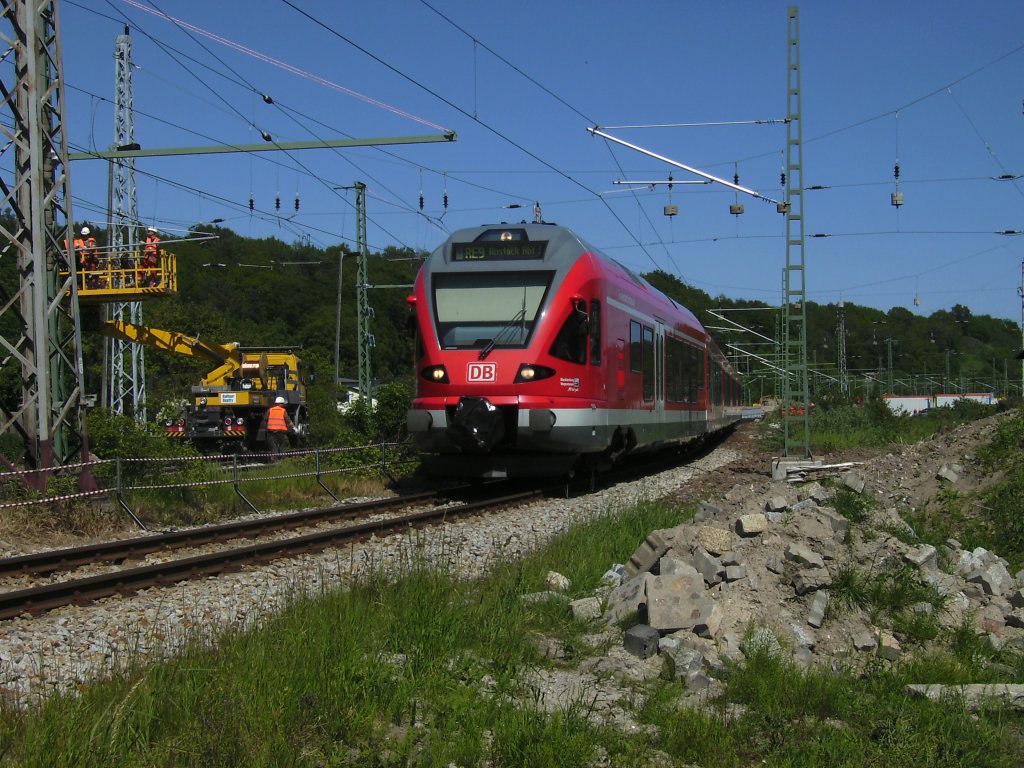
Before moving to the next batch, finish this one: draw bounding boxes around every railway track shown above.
[0,489,441,579]
[0,488,543,621]
[0,426,739,622]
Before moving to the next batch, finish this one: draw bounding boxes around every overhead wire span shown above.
[97,0,422,250]
[281,0,673,278]
[120,0,451,134]
[602,119,791,129]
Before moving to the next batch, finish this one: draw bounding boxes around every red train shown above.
[405,222,743,478]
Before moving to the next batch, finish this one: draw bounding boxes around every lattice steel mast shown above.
[353,182,373,401]
[108,25,145,421]
[0,0,90,479]
[782,5,810,457]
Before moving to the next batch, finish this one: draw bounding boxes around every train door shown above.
[614,339,626,401]
[654,320,665,430]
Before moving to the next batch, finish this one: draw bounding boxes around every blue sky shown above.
[56,1,1024,323]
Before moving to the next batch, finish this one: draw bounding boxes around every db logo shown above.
[467,362,497,383]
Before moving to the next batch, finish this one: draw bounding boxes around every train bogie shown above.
[406,223,741,479]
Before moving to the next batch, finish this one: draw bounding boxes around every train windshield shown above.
[433,271,552,349]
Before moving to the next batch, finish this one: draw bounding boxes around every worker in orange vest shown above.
[79,226,100,288]
[65,229,88,290]
[141,226,160,286]
[265,396,295,457]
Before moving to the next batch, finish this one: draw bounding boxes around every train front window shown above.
[433,271,552,349]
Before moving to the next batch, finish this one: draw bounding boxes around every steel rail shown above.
[0,489,542,621]
[0,490,440,577]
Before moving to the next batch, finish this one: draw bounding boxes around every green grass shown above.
[763,397,1003,454]
[900,405,1024,571]
[1,499,1021,767]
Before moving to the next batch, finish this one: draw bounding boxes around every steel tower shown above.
[0,0,90,480]
[107,26,145,421]
[781,5,810,457]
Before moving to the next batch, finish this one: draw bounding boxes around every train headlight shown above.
[514,364,556,383]
[199,396,208,406]
[420,365,449,383]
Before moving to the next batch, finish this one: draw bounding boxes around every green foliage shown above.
[832,486,873,524]
[830,563,947,645]
[2,497,1021,767]
[903,405,1024,571]
[86,408,201,485]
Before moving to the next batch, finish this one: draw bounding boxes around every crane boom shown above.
[100,321,242,385]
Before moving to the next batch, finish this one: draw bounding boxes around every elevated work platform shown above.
[67,249,177,304]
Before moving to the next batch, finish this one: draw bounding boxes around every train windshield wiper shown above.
[478,306,526,360]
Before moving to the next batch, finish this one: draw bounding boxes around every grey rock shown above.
[659,556,694,577]
[625,530,670,576]
[853,631,878,651]
[785,542,825,569]
[697,525,733,556]
[545,570,570,592]
[912,601,935,616]
[724,565,747,582]
[738,513,769,536]
[692,546,725,586]
[605,572,651,624]
[1009,589,1024,609]
[624,624,661,659]
[808,591,829,628]
[907,684,1024,711]
[569,596,603,621]
[817,507,851,538]
[904,544,938,570]
[685,670,715,690]
[646,567,708,633]
[790,622,817,649]
[721,552,745,567]
[661,643,704,681]
[765,496,789,513]
[696,500,723,521]
[937,465,960,483]
[601,563,627,587]
[967,562,1015,597]
[809,483,834,505]
[693,601,723,639]
[842,471,866,494]
[793,567,832,596]
[765,556,785,575]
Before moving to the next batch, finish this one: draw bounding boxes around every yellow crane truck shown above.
[101,321,311,452]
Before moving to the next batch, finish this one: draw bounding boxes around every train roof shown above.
[425,222,702,330]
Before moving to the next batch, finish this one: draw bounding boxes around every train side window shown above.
[589,299,601,366]
[642,326,654,401]
[549,308,587,364]
[665,335,687,403]
[696,346,704,399]
[629,321,642,373]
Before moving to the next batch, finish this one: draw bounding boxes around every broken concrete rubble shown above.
[574,420,1024,701]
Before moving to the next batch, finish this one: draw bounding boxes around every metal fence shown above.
[0,440,414,531]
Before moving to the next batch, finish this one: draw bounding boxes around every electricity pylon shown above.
[0,0,91,485]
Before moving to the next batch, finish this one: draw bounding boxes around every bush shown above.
[86,409,201,485]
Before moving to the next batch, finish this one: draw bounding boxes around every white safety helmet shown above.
[274,396,286,404]
[147,226,157,233]
[80,226,90,235]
